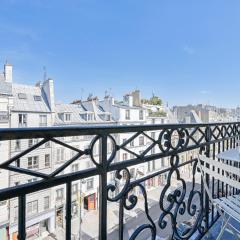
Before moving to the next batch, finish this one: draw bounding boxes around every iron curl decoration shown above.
[89,134,117,167]
[123,183,156,240]
[158,155,203,239]
[107,168,131,202]
[158,128,189,154]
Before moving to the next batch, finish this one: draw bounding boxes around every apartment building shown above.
[0,62,197,239]
[53,100,114,229]
[9,82,55,239]
[0,64,13,239]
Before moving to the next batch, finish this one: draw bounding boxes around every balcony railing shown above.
[0,122,239,239]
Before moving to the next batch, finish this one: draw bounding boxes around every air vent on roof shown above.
[34,95,42,101]
[18,93,27,99]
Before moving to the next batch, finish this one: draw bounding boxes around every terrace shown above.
[0,122,239,240]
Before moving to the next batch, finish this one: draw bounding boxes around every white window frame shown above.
[28,156,39,169]
[39,114,47,127]
[18,114,27,127]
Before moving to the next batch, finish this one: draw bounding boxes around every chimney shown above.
[132,90,141,106]
[4,63,13,82]
[124,94,133,107]
[42,78,55,112]
[104,95,114,112]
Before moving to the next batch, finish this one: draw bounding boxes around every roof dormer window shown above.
[18,93,27,99]
[65,113,71,122]
[88,114,93,121]
[34,95,42,101]
[58,113,71,122]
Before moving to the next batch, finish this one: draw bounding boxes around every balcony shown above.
[0,122,239,239]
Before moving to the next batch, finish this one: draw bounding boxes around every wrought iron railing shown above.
[0,122,239,239]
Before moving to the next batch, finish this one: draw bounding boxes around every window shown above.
[61,148,65,161]
[45,154,50,167]
[15,159,20,167]
[39,115,47,127]
[122,138,127,144]
[130,141,134,147]
[34,95,42,101]
[44,196,50,210]
[14,207,18,222]
[56,149,60,162]
[152,119,155,124]
[27,200,38,215]
[18,114,27,127]
[152,160,156,171]
[87,114,93,121]
[72,163,79,172]
[28,156,39,169]
[15,139,21,151]
[139,110,144,120]
[139,136,144,146]
[161,158,165,168]
[122,153,128,160]
[65,113,71,122]
[86,178,94,190]
[28,178,37,183]
[148,162,151,172]
[72,183,78,194]
[18,93,27,99]
[56,148,65,162]
[125,110,130,120]
[45,141,50,148]
[151,132,155,140]
[56,188,64,200]
[28,139,33,147]
[14,181,20,186]
[151,147,155,155]
[29,139,39,147]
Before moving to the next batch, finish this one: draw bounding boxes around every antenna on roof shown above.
[80,88,84,101]
[109,88,112,96]
[43,66,47,81]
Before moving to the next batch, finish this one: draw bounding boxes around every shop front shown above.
[84,193,96,210]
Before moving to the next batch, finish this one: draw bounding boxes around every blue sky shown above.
[0,0,240,107]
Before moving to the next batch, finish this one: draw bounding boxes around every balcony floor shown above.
[202,217,240,240]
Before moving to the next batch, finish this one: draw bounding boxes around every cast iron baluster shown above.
[217,141,220,199]
[65,182,72,239]
[119,199,124,240]
[99,134,108,239]
[211,143,215,224]
[204,127,211,230]
[18,195,26,240]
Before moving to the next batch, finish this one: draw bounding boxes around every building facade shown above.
[0,63,198,239]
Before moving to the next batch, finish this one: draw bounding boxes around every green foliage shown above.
[141,95,162,106]
[148,110,166,117]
